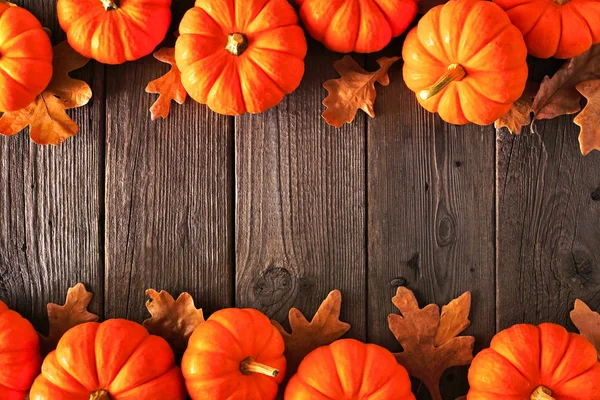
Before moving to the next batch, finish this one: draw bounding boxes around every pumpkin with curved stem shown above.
[402,0,528,125]
[284,339,415,400]
[492,0,600,59]
[182,308,286,400]
[29,319,186,400]
[57,0,172,65]
[175,0,307,116]
[0,3,53,112]
[468,323,600,400]
[297,0,418,54]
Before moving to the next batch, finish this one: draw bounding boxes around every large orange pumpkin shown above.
[402,0,528,125]
[468,323,600,400]
[182,308,286,400]
[285,339,415,400]
[493,0,600,59]
[57,0,172,65]
[175,0,307,116]
[0,300,41,400]
[29,319,185,400]
[0,3,52,112]
[297,0,418,54]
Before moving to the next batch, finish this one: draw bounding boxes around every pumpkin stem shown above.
[89,389,111,400]
[240,357,279,377]
[553,0,569,4]
[225,33,249,56]
[419,63,466,101]
[100,0,118,11]
[531,386,555,400]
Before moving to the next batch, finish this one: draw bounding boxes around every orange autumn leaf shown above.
[145,48,187,120]
[570,299,600,358]
[388,288,474,400]
[47,41,92,109]
[323,56,400,128]
[574,80,600,156]
[495,82,539,135]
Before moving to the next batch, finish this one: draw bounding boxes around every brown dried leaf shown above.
[272,289,350,376]
[388,288,474,400]
[39,283,99,355]
[495,82,539,135]
[145,48,187,120]
[143,289,204,354]
[570,299,600,359]
[574,80,600,156]
[323,56,400,128]
[46,41,92,109]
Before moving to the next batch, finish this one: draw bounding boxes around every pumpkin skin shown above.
[493,0,600,59]
[402,0,528,126]
[29,319,186,400]
[0,3,53,112]
[297,0,417,54]
[285,339,415,400]
[0,300,41,400]
[57,0,172,65]
[468,323,600,400]
[175,0,307,116]
[182,308,286,400]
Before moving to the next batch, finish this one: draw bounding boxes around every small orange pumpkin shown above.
[468,323,600,400]
[0,3,53,112]
[285,339,415,400]
[493,0,600,59]
[57,0,172,65]
[297,0,418,54]
[175,0,307,115]
[182,308,286,400]
[402,0,528,125]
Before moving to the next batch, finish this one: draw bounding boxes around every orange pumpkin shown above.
[297,0,418,54]
[175,0,307,115]
[468,323,600,400]
[57,0,172,65]
[402,0,528,125]
[29,319,185,400]
[0,3,52,112]
[493,0,600,59]
[0,300,41,400]
[182,308,286,400]
[285,339,415,400]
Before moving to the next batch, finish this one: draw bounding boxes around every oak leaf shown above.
[323,56,400,128]
[570,299,600,359]
[146,48,187,120]
[143,289,204,354]
[495,82,539,134]
[272,289,350,376]
[574,80,600,156]
[47,41,92,109]
[388,288,474,400]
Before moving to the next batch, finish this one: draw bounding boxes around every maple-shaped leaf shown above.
[39,283,99,355]
[145,48,187,121]
[495,82,539,134]
[388,287,474,400]
[570,299,600,359]
[323,56,400,128]
[272,289,350,376]
[574,80,600,156]
[143,289,204,354]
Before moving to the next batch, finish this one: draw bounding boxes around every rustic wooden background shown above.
[1,1,600,398]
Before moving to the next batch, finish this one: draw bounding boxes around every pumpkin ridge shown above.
[97,329,149,390]
[487,346,536,386]
[459,4,512,62]
[0,28,45,53]
[325,346,348,397]
[116,9,158,44]
[546,334,592,388]
[246,51,297,94]
[294,372,338,399]
[518,1,553,36]
[369,0,394,36]
[566,4,594,42]
[191,6,230,37]
[0,66,35,97]
[200,317,248,357]
[234,0,272,32]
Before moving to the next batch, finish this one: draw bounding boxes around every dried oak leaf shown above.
[47,41,92,109]
[323,56,400,128]
[272,289,350,376]
[570,299,600,359]
[143,289,204,354]
[574,80,600,156]
[495,82,539,134]
[533,44,600,120]
[39,283,99,355]
[388,287,474,400]
[145,48,187,120]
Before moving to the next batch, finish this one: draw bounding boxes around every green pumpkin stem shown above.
[419,63,466,101]
[225,33,249,56]
[240,357,279,377]
[100,0,118,11]
[89,389,111,400]
[531,386,555,400]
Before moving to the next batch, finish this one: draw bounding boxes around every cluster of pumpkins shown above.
[1,299,599,399]
[2,0,599,124]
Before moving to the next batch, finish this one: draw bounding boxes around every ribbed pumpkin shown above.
[57,0,172,64]
[493,0,600,59]
[297,0,418,54]
[285,339,415,400]
[468,323,600,400]
[29,319,185,400]
[402,0,528,125]
[0,3,53,112]
[182,308,286,400]
[0,300,41,400]
[175,0,307,115]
